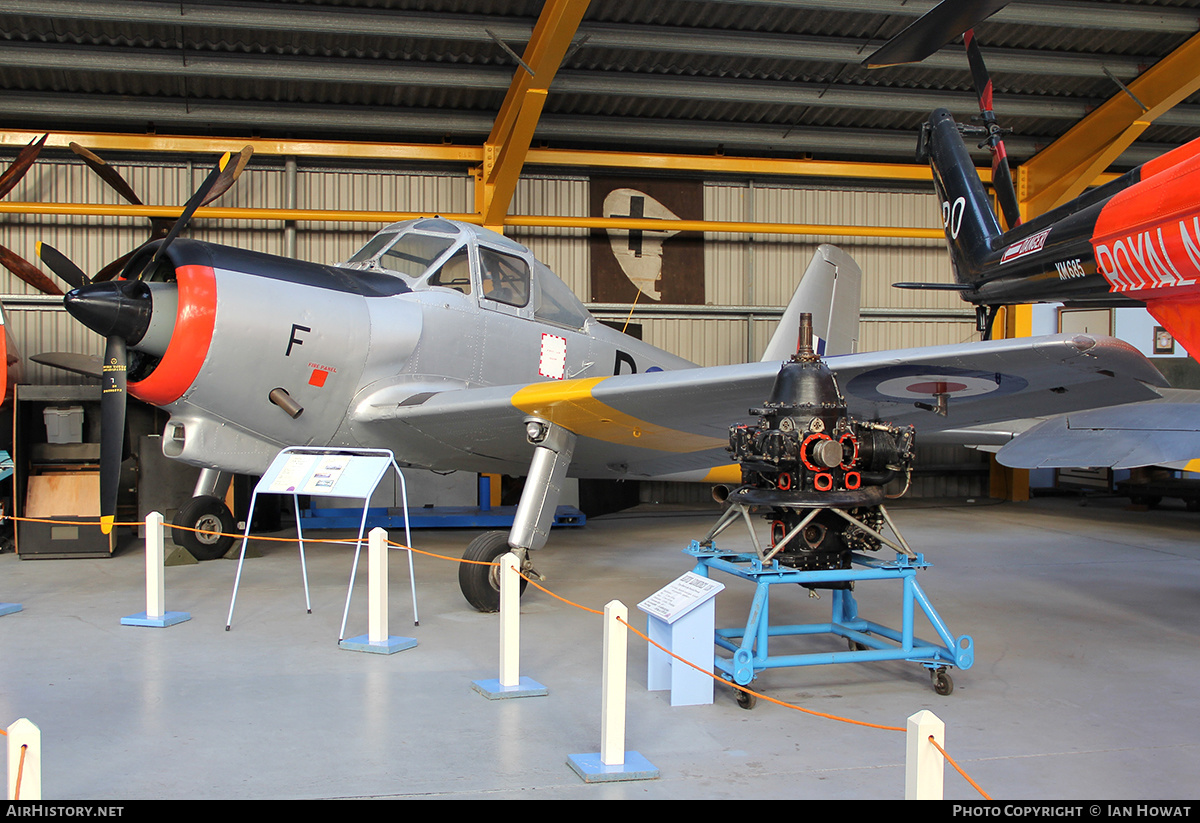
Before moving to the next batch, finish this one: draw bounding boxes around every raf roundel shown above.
[846,365,1028,403]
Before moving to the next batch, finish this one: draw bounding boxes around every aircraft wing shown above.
[993,389,1200,470]
[352,333,1165,478]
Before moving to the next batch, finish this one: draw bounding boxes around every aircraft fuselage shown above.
[103,221,694,478]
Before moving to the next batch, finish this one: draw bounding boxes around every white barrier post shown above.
[567,600,658,783]
[368,526,388,643]
[122,512,190,627]
[472,551,546,699]
[600,599,628,766]
[7,718,41,800]
[147,510,165,618]
[906,709,945,800]
[500,551,520,686]
[339,527,416,654]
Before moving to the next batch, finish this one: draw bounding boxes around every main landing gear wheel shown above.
[459,530,527,613]
[173,495,236,561]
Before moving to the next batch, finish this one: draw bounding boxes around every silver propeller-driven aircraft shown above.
[31,149,1169,611]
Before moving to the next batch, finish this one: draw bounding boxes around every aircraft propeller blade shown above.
[0,135,65,297]
[149,146,253,268]
[99,333,127,535]
[863,0,1010,68]
[199,145,253,208]
[0,242,63,295]
[70,143,250,281]
[29,351,103,379]
[0,134,48,200]
[964,29,1022,229]
[35,241,91,290]
[69,142,145,206]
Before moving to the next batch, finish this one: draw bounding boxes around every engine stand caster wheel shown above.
[735,688,757,710]
[932,669,954,696]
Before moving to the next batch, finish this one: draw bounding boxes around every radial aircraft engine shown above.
[725,314,915,578]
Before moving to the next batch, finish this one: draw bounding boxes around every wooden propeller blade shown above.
[69,142,144,206]
[0,134,48,200]
[0,243,63,295]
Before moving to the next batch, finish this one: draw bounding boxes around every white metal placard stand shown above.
[225,447,418,653]
[638,571,724,707]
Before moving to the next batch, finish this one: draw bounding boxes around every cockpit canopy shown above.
[340,218,592,331]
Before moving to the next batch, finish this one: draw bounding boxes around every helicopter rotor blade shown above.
[964,29,1022,228]
[864,0,1010,68]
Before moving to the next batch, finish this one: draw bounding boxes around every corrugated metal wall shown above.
[0,156,986,495]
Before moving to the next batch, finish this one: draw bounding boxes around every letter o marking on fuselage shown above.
[943,196,966,240]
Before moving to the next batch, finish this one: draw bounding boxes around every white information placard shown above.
[637,571,724,624]
[258,451,391,500]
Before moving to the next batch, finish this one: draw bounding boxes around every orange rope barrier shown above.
[929,735,992,800]
[520,569,604,616]
[14,743,26,800]
[616,610,905,732]
[1,512,990,797]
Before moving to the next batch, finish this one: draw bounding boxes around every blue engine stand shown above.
[686,539,973,699]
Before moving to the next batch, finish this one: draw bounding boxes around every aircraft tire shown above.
[459,530,526,612]
[173,495,236,561]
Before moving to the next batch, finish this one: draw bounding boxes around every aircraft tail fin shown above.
[922,107,1004,287]
[761,244,861,361]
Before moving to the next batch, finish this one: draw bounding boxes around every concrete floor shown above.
[1,494,1198,800]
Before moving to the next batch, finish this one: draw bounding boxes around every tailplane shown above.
[761,244,861,361]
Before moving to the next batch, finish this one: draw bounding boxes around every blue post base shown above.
[567,751,659,783]
[121,611,191,627]
[471,676,548,699]
[338,635,417,654]
[0,603,22,616]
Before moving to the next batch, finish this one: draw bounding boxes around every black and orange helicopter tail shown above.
[919,108,1005,295]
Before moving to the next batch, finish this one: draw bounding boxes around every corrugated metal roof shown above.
[1,0,1199,167]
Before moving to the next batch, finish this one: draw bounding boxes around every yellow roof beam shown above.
[477,0,590,231]
[0,128,945,182]
[1018,29,1200,218]
[0,200,943,239]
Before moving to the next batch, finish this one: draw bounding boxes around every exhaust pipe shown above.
[269,387,304,419]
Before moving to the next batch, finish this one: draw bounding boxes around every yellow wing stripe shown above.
[511,377,726,453]
[703,464,743,484]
